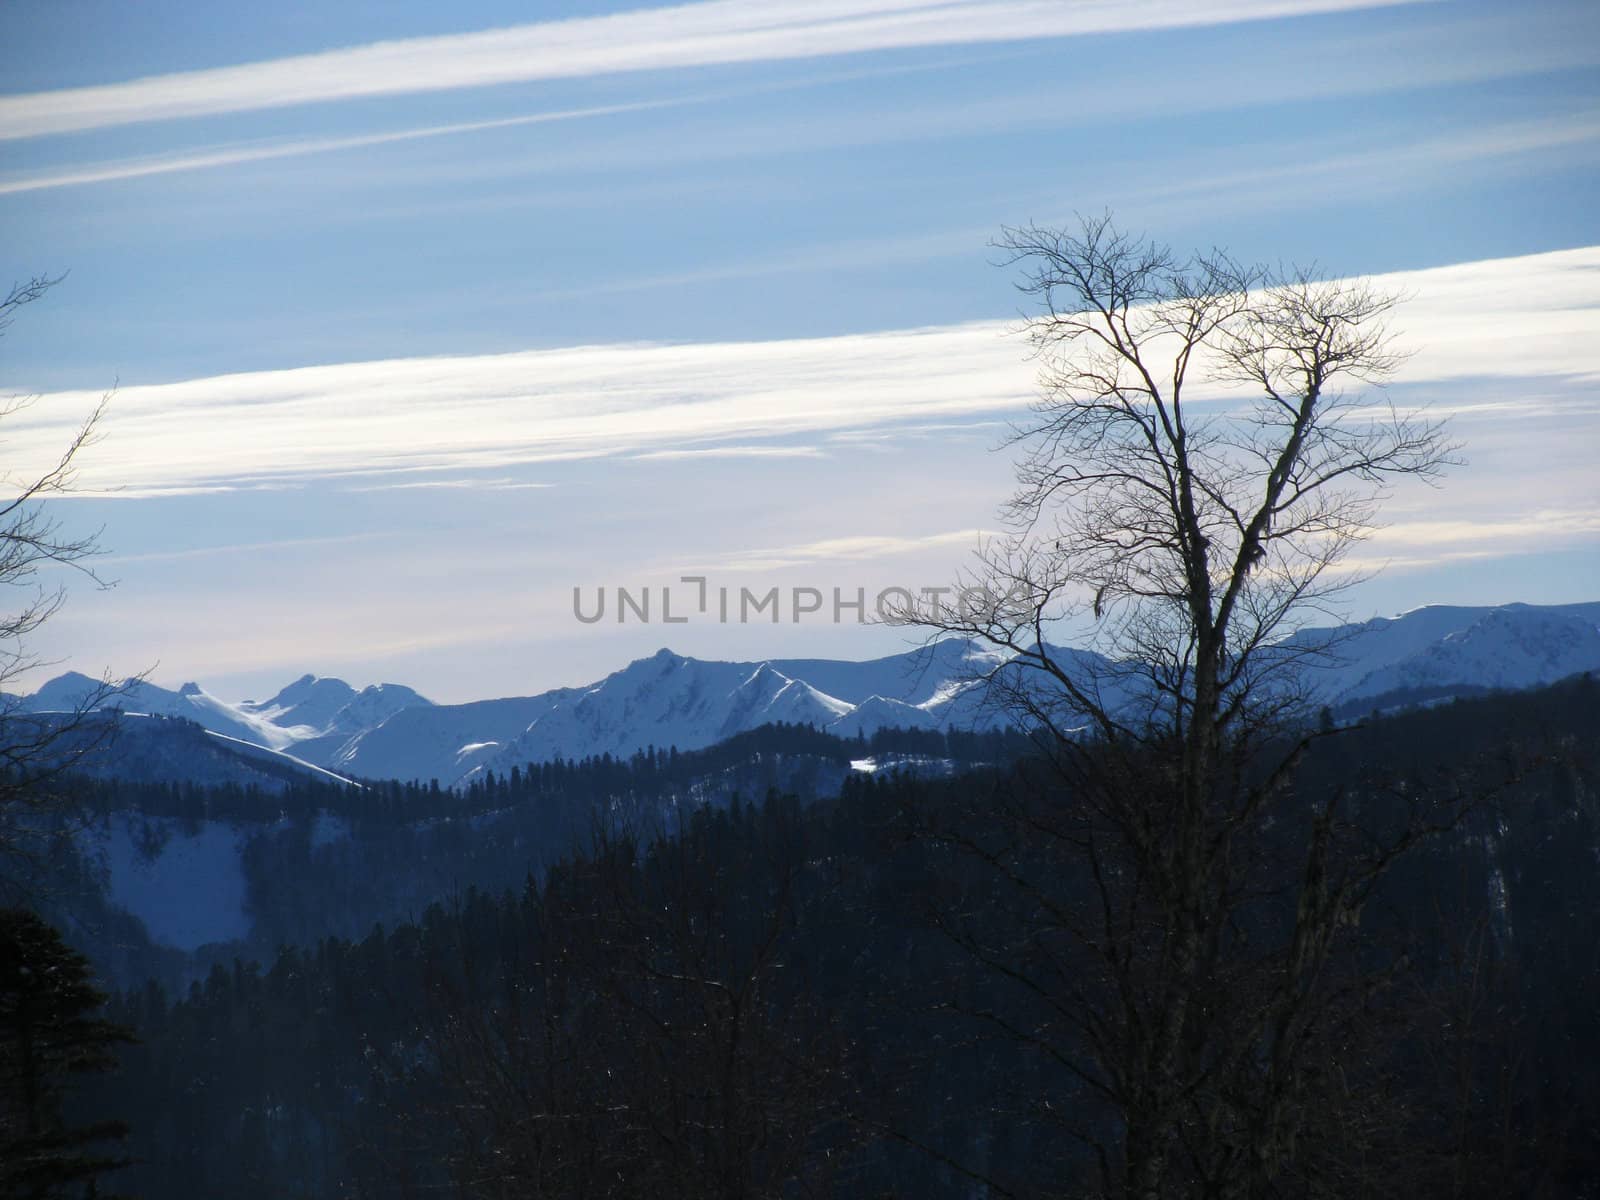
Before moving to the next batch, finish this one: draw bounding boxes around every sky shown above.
[0,0,1596,704]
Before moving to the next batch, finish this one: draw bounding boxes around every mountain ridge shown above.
[18,601,1599,786]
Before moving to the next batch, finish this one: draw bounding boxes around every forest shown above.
[4,675,1595,1198]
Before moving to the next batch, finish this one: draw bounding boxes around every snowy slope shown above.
[236,674,433,739]
[377,604,1600,783]
[237,674,358,733]
[767,638,1012,706]
[1291,602,1600,705]
[21,601,1598,786]
[827,694,941,738]
[89,813,253,951]
[473,645,1042,786]
[482,651,856,776]
[23,672,301,748]
[15,711,358,790]
[314,690,580,782]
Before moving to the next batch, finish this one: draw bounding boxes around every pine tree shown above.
[0,909,133,1200]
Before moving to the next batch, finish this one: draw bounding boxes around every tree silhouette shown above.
[899,215,1464,1197]
[0,275,125,877]
[0,907,134,1199]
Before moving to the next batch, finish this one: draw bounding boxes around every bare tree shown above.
[897,215,1463,1198]
[928,215,1454,742]
[0,275,121,876]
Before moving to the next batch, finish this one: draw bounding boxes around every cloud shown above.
[1120,111,1600,222]
[7,320,1028,491]
[63,484,246,500]
[99,531,399,566]
[1,0,1425,141]
[629,444,825,460]
[10,12,1593,200]
[0,100,682,196]
[1378,509,1600,548]
[1355,509,1600,572]
[707,529,995,572]
[342,476,554,492]
[9,245,1599,497]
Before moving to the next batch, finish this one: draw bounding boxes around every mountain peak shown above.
[259,673,355,709]
[358,682,431,702]
[37,670,101,689]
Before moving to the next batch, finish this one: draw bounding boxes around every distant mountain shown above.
[236,674,432,739]
[316,690,579,783]
[11,711,356,790]
[480,653,849,776]
[22,672,297,748]
[17,601,1599,786]
[475,640,1059,785]
[1290,601,1600,714]
[19,671,434,755]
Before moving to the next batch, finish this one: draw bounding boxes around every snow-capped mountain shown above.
[1290,601,1600,709]
[19,671,433,752]
[234,674,432,741]
[318,690,580,783]
[484,651,857,774]
[18,601,1599,787]
[22,672,296,748]
[8,709,356,790]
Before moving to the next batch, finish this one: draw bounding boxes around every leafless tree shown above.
[0,275,123,877]
[895,215,1464,1198]
[919,214,1455,744]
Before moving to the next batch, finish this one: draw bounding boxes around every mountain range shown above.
[17,601,1600,787]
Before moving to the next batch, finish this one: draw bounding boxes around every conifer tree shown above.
[0,908,133,1200]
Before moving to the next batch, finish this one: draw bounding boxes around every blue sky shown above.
[1,0,1597,702]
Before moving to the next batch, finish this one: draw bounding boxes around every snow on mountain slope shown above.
[330,682,432,733]
[314,690,579,782]
[20,601,1597,787]
[237,673,358,733]
[90,813,252,951]
[17,711,358,790]
[725,663,854,733]
[177,682,306,749]
[1324,603,1600,702]
[482,650,855,776]
[20,670,113,713]
[471,606,1598,782]
[1291,602,1600,704]
[237,674,433,738]
[22,672,297,748]
[828,694,941,738]
[20,670,437,770]
[768,638,1010,706]
[200,730,361,788]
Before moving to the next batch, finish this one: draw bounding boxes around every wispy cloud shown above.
[0,0,1425,141]
[630,444,825,460]
[704,529,996,572]
[10,246,1598,496]
[10,12,1592,200]
[8,320,1025,492]
[0,99,682,196]
[1124,111,1600,219]
[1377,509,1600,550]
[64,484,245,500]
[343,476,554,492]
[100,531,399,566]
